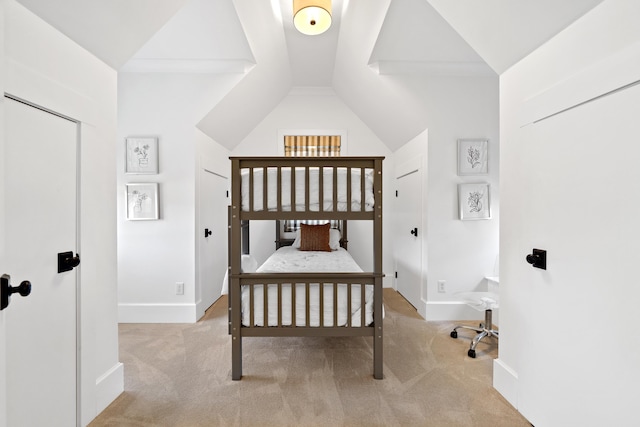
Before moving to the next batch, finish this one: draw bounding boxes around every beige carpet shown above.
[90,289,530,427]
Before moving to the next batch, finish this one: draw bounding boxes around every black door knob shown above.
[58,251,81,273]
[526,249,547,270]
[204,228,212,238]
[525,254,539,264]
[410,227,418,237]
[1,274,32,311]
[14,281,31,297]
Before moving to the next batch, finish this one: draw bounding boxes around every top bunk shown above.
[230,156,384,221]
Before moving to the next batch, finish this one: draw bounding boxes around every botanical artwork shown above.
[458,139,488,175]
[467,189,484,213]
[126,137,158,174]
[134,144,150,166]
[459,183,490,220]
[467,146,482,169]
[126,183,159,220]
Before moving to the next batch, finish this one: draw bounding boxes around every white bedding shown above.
[239,247,376,327]
[241,167,375,212]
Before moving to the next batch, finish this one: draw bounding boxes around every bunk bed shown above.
[228,156,384,380]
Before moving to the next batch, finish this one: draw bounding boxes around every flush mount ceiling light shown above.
[293,0,332,36]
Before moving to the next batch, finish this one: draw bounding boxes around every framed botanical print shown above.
[125,136,159,174]
[126,183,159,220]
[458,183,490,220]
[458,139,488,175]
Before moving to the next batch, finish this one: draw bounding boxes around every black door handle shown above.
[410,228,418,237]
[58,251,80,273]
[526,249,547,270]
[1,274,32,310]
[204,228,212,238]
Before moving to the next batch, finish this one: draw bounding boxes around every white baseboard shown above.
[95,362,124,415]
[493,358,518,410]
[118,303,197,323]
[195,299,207,322]
[424,301,499,322]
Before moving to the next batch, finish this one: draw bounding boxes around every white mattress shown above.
[241,167,375,212]
[241,247,375,327]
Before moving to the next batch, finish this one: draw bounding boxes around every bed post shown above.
[230,159,243,380]
[373,157,384,379]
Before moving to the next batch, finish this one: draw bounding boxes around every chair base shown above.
[450,309,499,358]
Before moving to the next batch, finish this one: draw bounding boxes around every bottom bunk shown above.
[227,224,384,380]
[240,246,376,328]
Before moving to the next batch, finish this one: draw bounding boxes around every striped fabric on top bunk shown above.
[283,219,340,232]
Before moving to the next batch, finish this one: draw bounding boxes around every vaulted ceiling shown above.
[16,0,604,151]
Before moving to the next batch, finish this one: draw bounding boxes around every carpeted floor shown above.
[90,289,530,427]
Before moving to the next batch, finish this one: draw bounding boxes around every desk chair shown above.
[450,292,499,358]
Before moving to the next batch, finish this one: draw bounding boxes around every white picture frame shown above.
[458,183,491,220]
[126,183,159,220]
[457,138,488,175]
[125,136,159,174]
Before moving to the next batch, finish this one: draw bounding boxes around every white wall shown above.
[393,74,500,320]
[232,87,394,283]
[495,0,640,425]
[2,1,121,424]
[117,72,237,323]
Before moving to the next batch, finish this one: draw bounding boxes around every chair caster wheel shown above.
[468,349,476,358]
[450,331,457,338]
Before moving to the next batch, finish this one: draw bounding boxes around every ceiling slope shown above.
[332,0,426,151]
[334,0,483,151]
[14,0,610,152]
[369,0,492,76]
[120,0,254,73]
[425,0,606,74]
[16,0,190,69]
[195,0,293,150]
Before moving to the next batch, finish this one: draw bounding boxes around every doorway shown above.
[395,167,423,310]
[198,168,229,313]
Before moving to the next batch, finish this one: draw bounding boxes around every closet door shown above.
[2,97,79,426]
[395,167,423,310]
[508,79,640,426]
[198,168,228,314]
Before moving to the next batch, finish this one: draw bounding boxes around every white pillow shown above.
[241,254,258,273]
[292,227,341,250]
[329,228,341,250]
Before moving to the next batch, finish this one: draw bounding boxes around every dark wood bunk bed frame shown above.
[228,156,384,380]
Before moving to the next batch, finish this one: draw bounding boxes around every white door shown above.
[395,169,422,310]
[512,84,640,425]
[2,97,79,426]
[198,169,228,311]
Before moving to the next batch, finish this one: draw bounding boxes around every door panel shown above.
[3,98,78,426]
[199,169,228,311]
[395,169,422,310]
[514,84,640,425]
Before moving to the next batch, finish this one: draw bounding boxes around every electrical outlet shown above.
[176,282,184,295]
[437,280,446,293]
